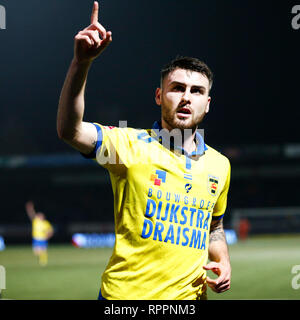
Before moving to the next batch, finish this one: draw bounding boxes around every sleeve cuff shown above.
[80,123,103,159]
[212,214,224,221]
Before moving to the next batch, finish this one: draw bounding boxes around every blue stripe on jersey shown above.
[212,214,224,221]
[185,156,192,170]
[80,123,103,159]
[98,289,107,300]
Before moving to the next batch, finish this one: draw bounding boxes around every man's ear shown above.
[155,87,161,106]
[205,97,211,113]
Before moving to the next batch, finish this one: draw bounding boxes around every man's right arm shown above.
[57,1,112,155]
[25,201,36,221]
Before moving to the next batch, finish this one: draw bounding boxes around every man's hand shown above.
[25,201,34,213]
[203,261,231,293]
[74,1,112,64]
[25,201,36,220]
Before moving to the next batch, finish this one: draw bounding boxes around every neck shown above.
[161,119,197,154]
[182,131,197,154]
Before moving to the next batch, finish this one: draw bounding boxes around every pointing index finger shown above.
[91,1,99,25]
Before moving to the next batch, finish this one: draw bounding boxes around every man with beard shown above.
[57,1,231,300]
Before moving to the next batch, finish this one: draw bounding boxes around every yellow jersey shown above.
[84,121,231,300]
[32,218,53,241]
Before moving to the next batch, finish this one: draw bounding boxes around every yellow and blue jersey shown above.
[84,121,231,300]
[32,218,53,241]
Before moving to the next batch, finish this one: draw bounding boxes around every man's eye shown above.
[192,88,203,94]
[173,85,185,91]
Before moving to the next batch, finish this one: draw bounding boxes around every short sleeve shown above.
[82,122,138,174]
[80,123,103,159]
[212,160,231,220]
[46,221,53,233]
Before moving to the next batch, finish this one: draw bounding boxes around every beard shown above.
[161,101,206,131]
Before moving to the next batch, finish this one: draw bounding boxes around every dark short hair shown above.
[160,56,213,91]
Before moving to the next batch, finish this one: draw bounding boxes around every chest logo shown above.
[208,175,219,196]
[150,170,167,186]
[185,183,192,193]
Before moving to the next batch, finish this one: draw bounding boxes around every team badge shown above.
[150,170,167,186]
[207,175,219,196]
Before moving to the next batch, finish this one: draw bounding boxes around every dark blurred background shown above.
[1,0,300,243]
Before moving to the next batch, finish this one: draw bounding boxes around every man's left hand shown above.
[203,261,231,293]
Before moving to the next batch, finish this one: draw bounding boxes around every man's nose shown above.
[182,89,191,103]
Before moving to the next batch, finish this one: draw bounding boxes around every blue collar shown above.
[151,121,207,156]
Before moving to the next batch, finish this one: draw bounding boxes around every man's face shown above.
[155,68,211,131]
[37,213,45,220]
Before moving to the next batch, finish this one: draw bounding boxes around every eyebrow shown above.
[169,81,207,91]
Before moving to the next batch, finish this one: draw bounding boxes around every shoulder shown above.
[44,220,52,228]
[205,144,231,170]
[95,123,148,140]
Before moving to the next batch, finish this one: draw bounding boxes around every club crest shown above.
[208,175,219,196]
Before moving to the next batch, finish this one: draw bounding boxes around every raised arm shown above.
[203,218,231,293]
[57,1,112,154]
[25,201,36,221]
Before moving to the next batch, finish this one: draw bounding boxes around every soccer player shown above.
[25,201,54,266]
[57,1,231,299]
